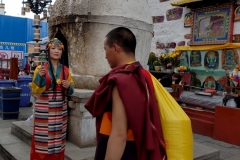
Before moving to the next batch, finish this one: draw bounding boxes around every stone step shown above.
[0,128,30,160]
[10,121,220,160]
[2,121,95,160]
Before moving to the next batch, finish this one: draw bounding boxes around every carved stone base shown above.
[67,89,96,148]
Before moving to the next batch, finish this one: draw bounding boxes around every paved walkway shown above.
[1,107,240,160]
[0,107,32,160]
[0,107,33,128]
[194,134,240,160]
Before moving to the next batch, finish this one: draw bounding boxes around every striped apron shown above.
[30,87,67,160]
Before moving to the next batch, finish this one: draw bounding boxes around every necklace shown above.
[53,66,62,85]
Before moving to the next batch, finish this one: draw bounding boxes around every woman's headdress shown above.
[45,38,66,101]
[46,38,64,51]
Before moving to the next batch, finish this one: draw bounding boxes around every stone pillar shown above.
[67,89,96,148]
[48,0,153,89]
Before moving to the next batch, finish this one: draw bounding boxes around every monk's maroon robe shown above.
[85,62,167,160]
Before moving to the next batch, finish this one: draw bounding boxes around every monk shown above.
[85,27,167,160]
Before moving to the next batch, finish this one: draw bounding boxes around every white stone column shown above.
[48,0,153,89]
[67,89,96,148]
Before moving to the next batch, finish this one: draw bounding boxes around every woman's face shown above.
[49,43,63,60]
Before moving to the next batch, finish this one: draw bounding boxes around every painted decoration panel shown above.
[222,49,239,70]
[190,4,234,45]
[203,76,217,89]
[204,51,219,69]
[152,16,164,23]
[166,42,176,48]
[233,34,240,43]
[156,42,165,49]
[184,12,193,27]
[234,6,240,21]
[190,50,201,67]
[217,76,227,91]
[179,51,189,67]
[178,41,186,46]
[184,34,192,39]
[166,8,183,21]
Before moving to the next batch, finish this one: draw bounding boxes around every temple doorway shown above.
[54,30,69,67]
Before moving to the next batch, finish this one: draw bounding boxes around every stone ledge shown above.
[69,89,94,102]
[11,121,32,146]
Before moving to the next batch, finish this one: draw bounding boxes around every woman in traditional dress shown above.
[30,38,74,160]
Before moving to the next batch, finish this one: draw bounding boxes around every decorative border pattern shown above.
[190,4,234,45]
[0,42,26,46]
[166,8,183,21]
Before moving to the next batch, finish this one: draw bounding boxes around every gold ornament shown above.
[56,78,62,85]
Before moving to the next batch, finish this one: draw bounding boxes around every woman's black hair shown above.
[46,41,66,101]
[46,50,57,100]
[61,52,66,101]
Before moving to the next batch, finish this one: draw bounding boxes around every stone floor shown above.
[194,134,240,160]
[0,107,33,160]
[0,107,33,129]
[1,107,240,160]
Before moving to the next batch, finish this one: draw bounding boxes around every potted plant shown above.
[153,60,161,71]
[147,52,157,70]
[159,53,167,71]
[168,51,181,72]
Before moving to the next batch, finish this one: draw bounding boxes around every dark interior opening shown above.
[54,30,69,67]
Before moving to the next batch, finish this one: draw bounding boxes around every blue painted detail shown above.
[17,76,33,107]
[0,15,48,43]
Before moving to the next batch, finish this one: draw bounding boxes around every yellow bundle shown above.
[151,75,193,160]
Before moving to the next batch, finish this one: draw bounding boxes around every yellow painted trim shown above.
[175,43,240,51]
[171,0,202,6]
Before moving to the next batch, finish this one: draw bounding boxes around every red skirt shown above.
[30,131,65,160]
[30,116,65,160]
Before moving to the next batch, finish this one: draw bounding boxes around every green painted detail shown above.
[190,69,227,76]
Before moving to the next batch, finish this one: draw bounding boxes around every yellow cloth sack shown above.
[151,74,193,160]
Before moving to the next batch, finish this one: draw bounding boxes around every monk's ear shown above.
[113,43,121,54]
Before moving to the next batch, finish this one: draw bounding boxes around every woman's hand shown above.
[38,66,46,78]
[62,80,70,89]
